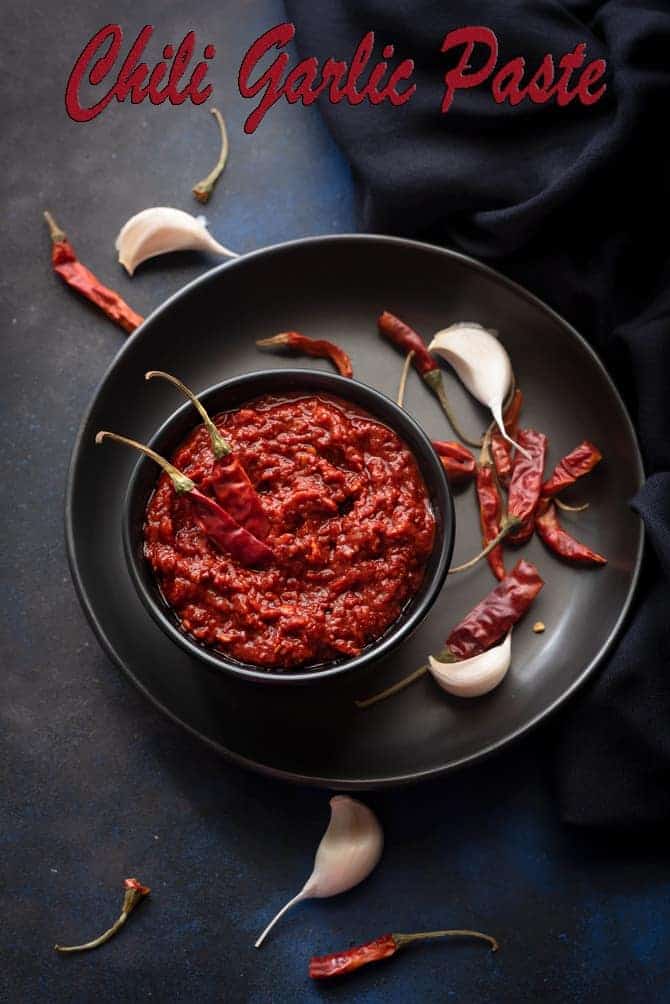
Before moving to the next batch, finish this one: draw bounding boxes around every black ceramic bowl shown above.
[123,368,454,684]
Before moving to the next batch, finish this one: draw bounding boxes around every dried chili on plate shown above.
[535,501,606,566]
[256,331,353,377]
[310,928,498,980]
[542,440,602,498]
[506,428,547,544]
[44,211,143,334]
[475,439,505,581]
[433,440,476,484]
[378,311,480,446]
[446,559,544,659]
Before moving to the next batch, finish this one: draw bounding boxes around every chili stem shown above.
[449,517,522,574]
[356,664,429,710]
[55,911,130,953]
[423,369,482,448]
[554,498,589,513]
[44,210,67,243]
[145,371,231,458]
[397,350,415,407]
[95,431,194,493]
[395,929,499,952]
[192,107,229,204]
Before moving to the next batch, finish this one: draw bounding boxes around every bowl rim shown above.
[122,367,454,684]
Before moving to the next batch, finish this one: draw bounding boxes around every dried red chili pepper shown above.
[446,559,544,659]
[310,928,498,980]
[491,388,523,486]
[256,331,353,377]
[476,439,505,581]
[95,431,273,567]
[506,428,548,544]
[145,371,270,540]
[542,440,602,498]
[356,560,543,708]
[378,311,480,446]
[55,878,150,953]
[44,211,143,334]
[433,440,476,484]
[535,501,607,566]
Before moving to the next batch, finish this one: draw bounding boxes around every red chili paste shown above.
[144,394,435,670]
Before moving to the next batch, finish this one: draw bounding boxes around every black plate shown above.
[66,235,644,787]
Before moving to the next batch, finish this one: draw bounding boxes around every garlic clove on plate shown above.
[254,796,383,948]
[428,323,529,458]
[428,632,512,698]
[115,207,238,275]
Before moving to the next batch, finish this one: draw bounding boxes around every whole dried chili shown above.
[490,388,523,486]
[145,371,270,540]
[446,559,544,659]
[433,440,476,484]
[506,428,547,544]
[356,560,543,708]
[95,431,273,567]
[475,438,505,581]
[310,929,498,980]
[256,331,353,377]
[542,440,602,498]
[55,878,150,953]
[378,311,480,446]
[535,501,606,566]
[44,211,143,334]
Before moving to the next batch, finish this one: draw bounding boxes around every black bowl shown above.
[123,368,454,684]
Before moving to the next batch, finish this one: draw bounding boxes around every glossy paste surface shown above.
[144,394,435,669]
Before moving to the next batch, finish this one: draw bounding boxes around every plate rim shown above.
[64,233,646,789]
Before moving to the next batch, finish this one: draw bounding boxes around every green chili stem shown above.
[44,210,67,243]
[394,929,499,952]
[422,369,483,448]
[397,350,415,408]
[449,516,522,575]
[192,108,229,204]
[95,431,195,493]
[55,911,130,953]
[554,497,589,513]
[145,371,231,458]
[356,664,429,709]
[55,879,149,953]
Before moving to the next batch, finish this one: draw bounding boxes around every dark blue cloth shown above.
[287,0,670,827]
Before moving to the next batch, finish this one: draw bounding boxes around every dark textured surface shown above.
[2,3,669,1002]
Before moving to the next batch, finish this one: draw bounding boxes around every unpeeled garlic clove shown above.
[428,632,512,698]
[115,207,238,275]
[254,796,383,948]
[428,323,529,458]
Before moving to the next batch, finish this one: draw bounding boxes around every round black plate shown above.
[66,235,644,787]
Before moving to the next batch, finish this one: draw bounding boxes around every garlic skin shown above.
[428,632,512,698]
[254,796,383,948]
[428,324,527,456]
[115,207,237,275]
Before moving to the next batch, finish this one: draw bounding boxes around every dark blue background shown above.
[2,2,669,1001]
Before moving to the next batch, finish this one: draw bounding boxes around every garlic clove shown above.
[254,796,383,948]
[302,796,383,899]
[428,632,512,698]
[115,207,237,275]
[428,323,530,458]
